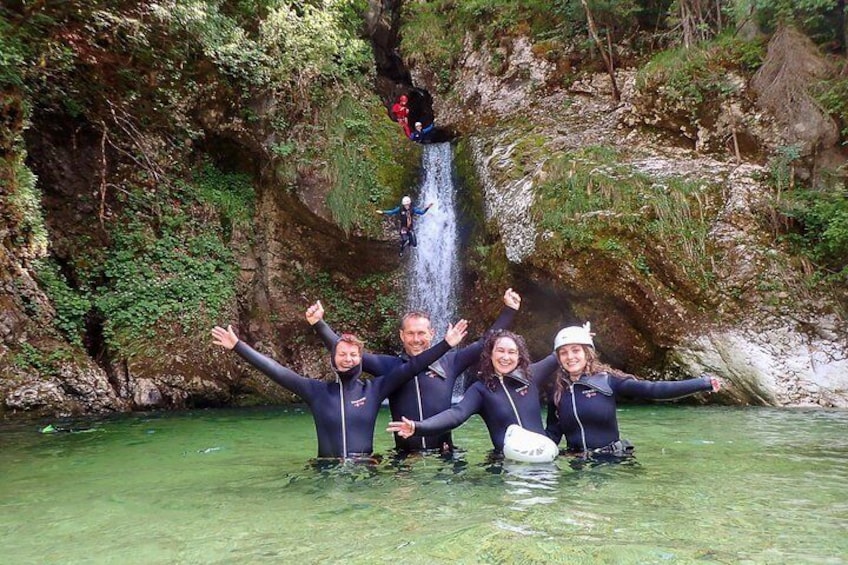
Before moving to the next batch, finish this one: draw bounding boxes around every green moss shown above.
[534,145,720,290]
[319,93,419,236]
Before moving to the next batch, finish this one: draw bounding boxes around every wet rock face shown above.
[433,33,848,406]
[5,360,126,416]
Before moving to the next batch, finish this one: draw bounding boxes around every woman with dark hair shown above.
[546,323,722,457]
[387,329,558,455]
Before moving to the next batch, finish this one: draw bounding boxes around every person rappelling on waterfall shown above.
[376,195,432,257]
[391,94,412,138]
[409,120,436,143]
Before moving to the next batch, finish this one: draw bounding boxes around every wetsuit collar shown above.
[499,369,531,387]
[563,371,613,395]
[399,352,447,379]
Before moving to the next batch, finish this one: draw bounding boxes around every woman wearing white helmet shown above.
[376,196,433,257]
[547,322,722,457]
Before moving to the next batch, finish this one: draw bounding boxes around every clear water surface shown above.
[1,405,846,564]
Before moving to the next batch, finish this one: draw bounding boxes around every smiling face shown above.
[334,340,362,371]
[491,336,519,375]
[557,344,588,377]
[399,315,434,356]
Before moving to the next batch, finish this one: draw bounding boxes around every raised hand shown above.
[387,417,415,439]
[708,375,723,392]
[305,301,324,325]
[211,325,239,350]
[445,319,469,347]
[503,287,521,310]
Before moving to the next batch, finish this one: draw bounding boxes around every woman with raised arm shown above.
[545,323,721,457]
[211,314,468,460]
[387,330,558,457]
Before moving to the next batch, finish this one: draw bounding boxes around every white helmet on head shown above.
[401,196,412,205]
[553,322,594,352]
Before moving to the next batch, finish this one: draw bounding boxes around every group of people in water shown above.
[211,288,721,463]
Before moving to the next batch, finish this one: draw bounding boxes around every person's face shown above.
[334,341,361,371]
[557,344,587,377]
[399,316,434,356]
[491,337,519,375]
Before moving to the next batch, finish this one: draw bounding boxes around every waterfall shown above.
[406,142,459,339]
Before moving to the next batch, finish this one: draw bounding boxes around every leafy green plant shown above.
[11,343,71,378]
[33,259,91,346]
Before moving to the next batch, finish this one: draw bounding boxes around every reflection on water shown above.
[1,405,847,564]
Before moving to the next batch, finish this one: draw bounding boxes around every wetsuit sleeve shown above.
[422,123,435,134]
[414,386,484,438]
[529,353,559,386]
[545,403,563,444]
[451,306,518,371]
[381,206,401,215]
[375,339,452,399]
[311,320,340,352]
[232,341,314,399]
[413,206,428,215]
[614,375,712,400]
[361,352,399,377]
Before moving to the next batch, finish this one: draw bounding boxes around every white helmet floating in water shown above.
[553,322,594,352]
[503,424,559,463]
[401,196,412,205]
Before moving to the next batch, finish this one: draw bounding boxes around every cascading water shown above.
[406,142,459,339]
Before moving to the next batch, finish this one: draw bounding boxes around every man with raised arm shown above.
[212,312,468,460]
[306,288,522,455]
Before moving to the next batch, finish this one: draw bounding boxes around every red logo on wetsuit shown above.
[350,397,366,408]
[582,390,597,399]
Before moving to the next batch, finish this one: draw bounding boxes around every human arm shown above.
[451,289,520,370]
[376,320,469,398]
[614,374,720,400]
[305,301,341,352]
[529,353,559,386]
[211,325,313,397]
[387,386,483,438]
[377,206,401,216]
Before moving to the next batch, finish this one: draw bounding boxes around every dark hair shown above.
[399,311,431,331]
[552,345,597,406]
[477,330,531,391]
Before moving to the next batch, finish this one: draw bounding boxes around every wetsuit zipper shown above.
[499,377,523,428]
[414,376,427,449]
[338,379,347,458]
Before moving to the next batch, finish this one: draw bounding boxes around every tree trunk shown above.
[580,0,621,102]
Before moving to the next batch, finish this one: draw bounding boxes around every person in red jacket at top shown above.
[391,94,411,138]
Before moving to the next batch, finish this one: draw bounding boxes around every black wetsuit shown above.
[545,372,713,453]
[232,338,452,458]
[312,306,517,452]
[380,204,429,255]
[410,355,559,453]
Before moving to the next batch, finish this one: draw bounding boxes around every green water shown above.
[1,405,846,564]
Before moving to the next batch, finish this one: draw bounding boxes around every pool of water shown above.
[1,405,846,564]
